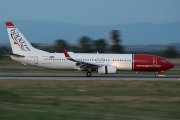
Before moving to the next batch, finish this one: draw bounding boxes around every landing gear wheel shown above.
[86,71,92,77]
[155,74,158,77]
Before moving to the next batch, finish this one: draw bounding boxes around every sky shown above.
[0,0,180,25]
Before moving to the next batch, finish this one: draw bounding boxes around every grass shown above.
[0,80,180,120]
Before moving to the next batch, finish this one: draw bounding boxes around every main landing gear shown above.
[86,71,92,77]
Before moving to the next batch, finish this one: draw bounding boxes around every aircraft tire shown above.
[86,71,92,77]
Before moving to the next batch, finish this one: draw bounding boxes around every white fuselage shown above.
[11,53,133,71]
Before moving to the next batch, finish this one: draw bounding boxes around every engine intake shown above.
[98,66,117,74]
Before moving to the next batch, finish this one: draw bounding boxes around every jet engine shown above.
[98,66,117,74]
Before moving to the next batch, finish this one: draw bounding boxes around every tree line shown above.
[0,30,179,58]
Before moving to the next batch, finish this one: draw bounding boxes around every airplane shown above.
[5,22,174,77]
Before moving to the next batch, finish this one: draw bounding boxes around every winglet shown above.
[62,48,70,59]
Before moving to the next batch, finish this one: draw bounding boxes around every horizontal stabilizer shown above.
[4,51,25,57]
[10,53,25,57]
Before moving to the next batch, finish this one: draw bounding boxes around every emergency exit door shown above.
[34,56,38,64]
[153,57,157,65]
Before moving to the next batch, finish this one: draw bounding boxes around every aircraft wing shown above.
[62,48,102,70]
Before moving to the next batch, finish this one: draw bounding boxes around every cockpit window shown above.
[162,59,168,62]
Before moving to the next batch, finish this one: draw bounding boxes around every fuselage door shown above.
[34,56,38,64]
[153,57,157,65]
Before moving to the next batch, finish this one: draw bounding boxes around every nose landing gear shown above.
[155,71,165,77]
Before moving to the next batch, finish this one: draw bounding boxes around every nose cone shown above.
[168,62,175,69]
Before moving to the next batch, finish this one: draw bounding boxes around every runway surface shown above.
[0,74,179,81]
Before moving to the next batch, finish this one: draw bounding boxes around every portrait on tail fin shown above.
[10,29,30,51]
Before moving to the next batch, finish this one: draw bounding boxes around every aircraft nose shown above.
[168,62,175,69]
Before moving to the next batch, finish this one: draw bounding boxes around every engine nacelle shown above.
[98,66,117,74]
